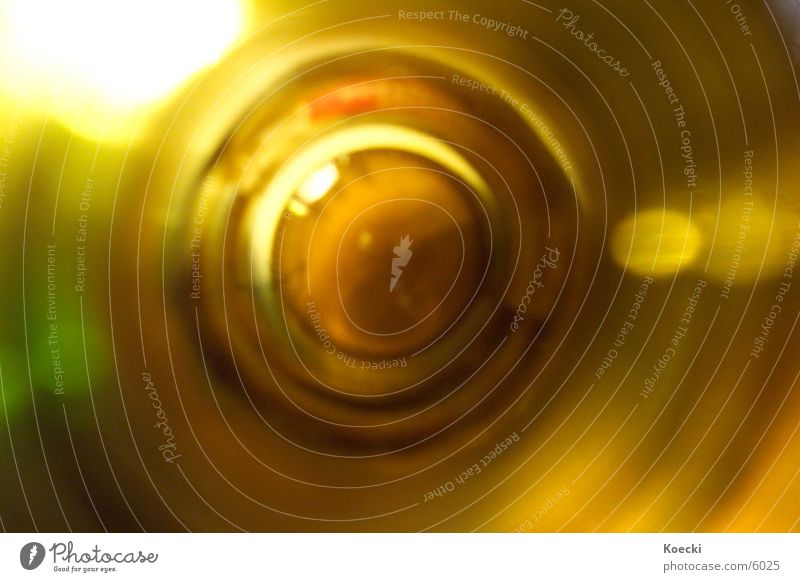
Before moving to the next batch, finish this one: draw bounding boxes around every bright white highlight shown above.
[0,0,245,140]
[297,163,340,206]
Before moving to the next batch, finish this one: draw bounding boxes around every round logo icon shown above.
[20,542,46,570]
